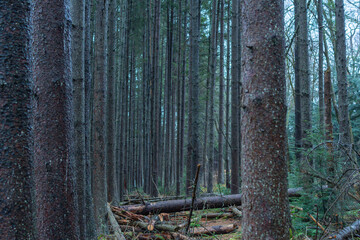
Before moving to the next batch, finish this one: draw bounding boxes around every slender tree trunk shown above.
[92,0,108,232]
[317,0,325,135]
[0,1,34,238]
[151,0,161,196]
[71,0,86,237]
[225,0,231,189]
[241,0,290,238]
[187,0,201,195]
[176,0,183,196]
[217,0,225,185]
[294,0,302,165]
[230,0,240,194]
[208,0,218,193]
[180,0,188,186]
[335,0,351,150]
[107,0,119,203]
[84,0,96,237]
[32,0,80,238]
[324,69,335,178]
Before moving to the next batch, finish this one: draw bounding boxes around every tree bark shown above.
[92,0,108,232]
[335,0,351,150]
[240,0,290,238]
[231,0,240,194]
[217,0,225,185]
[71,0,86,237]
[324,69,335,177]
[32,0,80,238]
[84,0,97,238]
[317,0,325,136]
[187,0,201,195]
[0,1,34,238]
[107,0,119,203]
[225,0,231,189]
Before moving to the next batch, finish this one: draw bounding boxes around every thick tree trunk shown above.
[240,0,290,238]
[92,0,108,232]
[71,0,86,237]
[0,1,34,238]
[32,0,80,238]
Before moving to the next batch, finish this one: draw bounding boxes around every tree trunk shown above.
[187,0,201,195]
[151,0,161,196]
[230,0,240,194]
[335,0,351,150]
[317,0,325,136]
[71,0,86,237]
[218,0,225,185]
[107,0,119,203]
[324,69,335,177]
[208,0,218,193]
[32,0,80,238]
[92,0,108,232]
[225,0,231,189]
[84,0,97,237]
[241,0,290,238]
[0,1,34,238]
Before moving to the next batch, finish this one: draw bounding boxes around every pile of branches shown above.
[107,201,240,240]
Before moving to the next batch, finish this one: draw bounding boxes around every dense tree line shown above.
[1,0,359,239]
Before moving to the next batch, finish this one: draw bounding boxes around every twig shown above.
[186,164,201,233]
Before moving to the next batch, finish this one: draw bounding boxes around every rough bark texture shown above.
[225,0,231,189]
[32,0,80,238]
[84,0,97,238]
[298,0,312,177]
[71,0,86,238]
[218,0,225,185]
[324,69,335,177]
[0,1,34,238]
[107,0,119,203]
[208,0,218,193]
[241,0,290,239]
[92,0,108,232]
[335,0,351,149]
[230,0,240,194]
[187,0,200,195]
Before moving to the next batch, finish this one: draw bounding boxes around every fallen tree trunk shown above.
[117,187,306,215]
[190,224,237,236]
[107,203,126,240]
[329,219,360,239]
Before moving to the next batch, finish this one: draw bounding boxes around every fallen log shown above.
[107,203,126,240]
[329,219,360,239]
[190,224,237,236]
[117,187,307,215]
[137,232,191,240]
[132,221,180,232]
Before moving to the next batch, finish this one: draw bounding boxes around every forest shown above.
[1,0,360,239]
